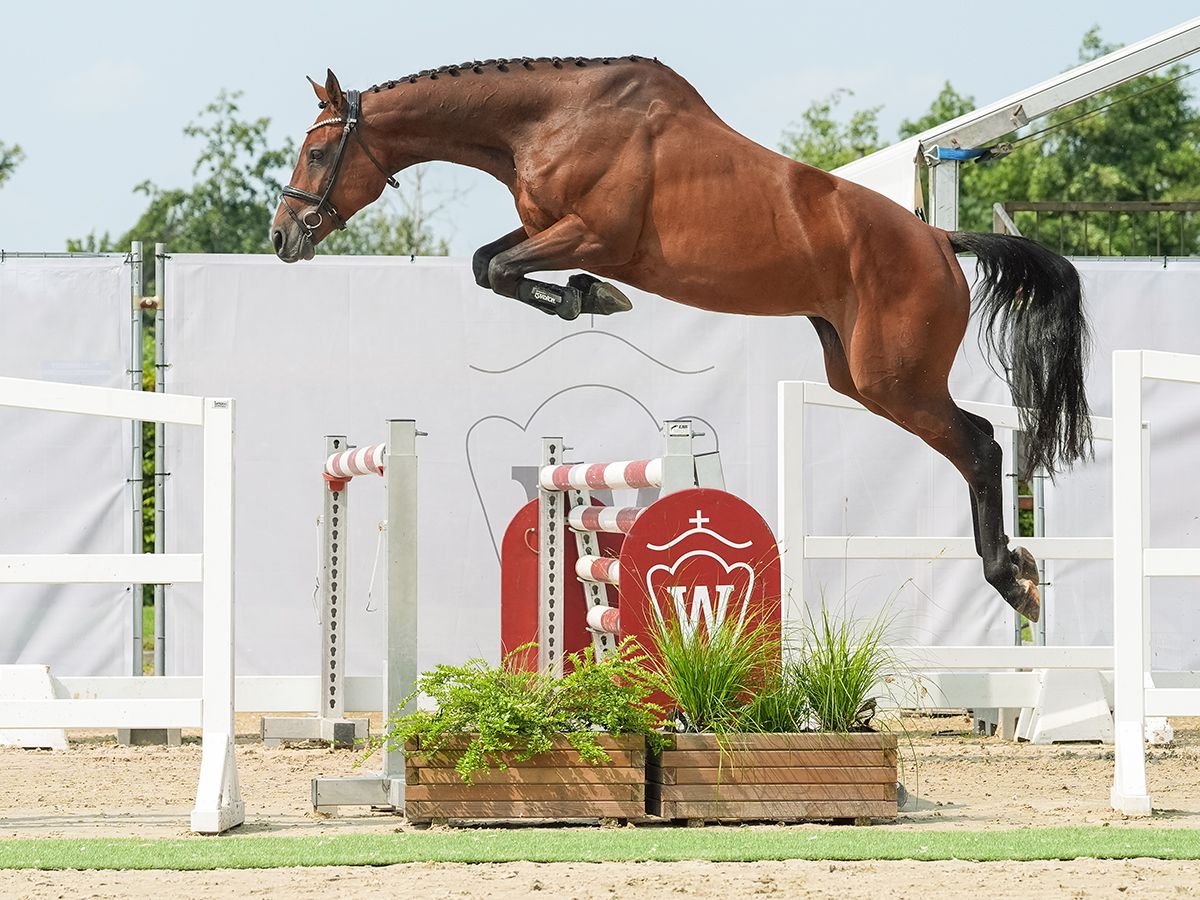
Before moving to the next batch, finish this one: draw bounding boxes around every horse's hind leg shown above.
[809,318,893,418]
[481,216,633,320]
[860,382,1042,622]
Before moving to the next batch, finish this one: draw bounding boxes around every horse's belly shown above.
[600,254,818,318]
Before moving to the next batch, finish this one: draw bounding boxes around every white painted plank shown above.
[0,698,201,729]
[0,554,202,584]
[804,536,1111,560]
[892,646,1112,669]
[0,375,204,425]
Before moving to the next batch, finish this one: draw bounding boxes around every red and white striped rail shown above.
[576,555,620,585]
[324,442,386,487]
[586,605,620,635]
[568,505,643,534]
[539,458,663,492]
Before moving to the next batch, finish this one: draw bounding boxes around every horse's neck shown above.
[368,77,531,189]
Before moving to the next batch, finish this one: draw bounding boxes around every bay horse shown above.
[272,58,1092,622]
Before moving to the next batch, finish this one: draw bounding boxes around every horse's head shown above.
[272,69,399,262]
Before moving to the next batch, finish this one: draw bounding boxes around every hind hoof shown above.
[569,274,633,316]
[1012,545,1040,584]
[1011,579,1041,623]
[1008,546,1041,622]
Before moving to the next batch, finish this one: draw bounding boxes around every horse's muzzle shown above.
[271,222,315,263]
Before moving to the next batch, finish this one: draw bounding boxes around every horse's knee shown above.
[487,257,518,295]
[471,249,492,289]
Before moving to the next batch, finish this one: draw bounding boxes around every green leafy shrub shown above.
[373,639,664,782]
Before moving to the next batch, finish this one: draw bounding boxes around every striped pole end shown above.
[324,442,387,481]
[586,605,620,635]
[575,555,620,585]
[568,505,643,534]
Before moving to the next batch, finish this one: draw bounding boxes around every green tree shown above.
[70,91,293,254]
[960,28,1200,252]
[898,82,976,139]
[0,141,23,189]
[780,29,1200,255]
[70,90,448,258]
[780,89,883,170]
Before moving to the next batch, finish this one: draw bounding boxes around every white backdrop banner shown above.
[163,253,1036,680]
[1043,260,1200,668]
[0,255,134,676]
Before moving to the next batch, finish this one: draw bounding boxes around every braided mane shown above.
[364,55,663,93]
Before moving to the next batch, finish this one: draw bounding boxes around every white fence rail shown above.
[1111,350,1200,815]
[0,375,242,834]
[777,380,1118,735]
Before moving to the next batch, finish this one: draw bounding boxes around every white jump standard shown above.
[305,420,420,812]
[535,420,722,675]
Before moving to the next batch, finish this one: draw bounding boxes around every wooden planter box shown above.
[648,732,897,823]
[405,734,646,823]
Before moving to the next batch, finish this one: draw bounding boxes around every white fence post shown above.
[1110,350,1149,814]
[777,382,806,646]
[190,396,244,833]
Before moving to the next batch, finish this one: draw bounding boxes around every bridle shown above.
[280,89,398,240]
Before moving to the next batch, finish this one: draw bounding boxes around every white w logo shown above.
[646,549,754,641]
[664,584,740,640]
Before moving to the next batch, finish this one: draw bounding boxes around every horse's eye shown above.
[308,148,325,164]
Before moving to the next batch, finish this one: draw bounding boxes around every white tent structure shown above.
[834,16,1200,227]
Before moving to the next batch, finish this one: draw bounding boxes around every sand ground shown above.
[3,714,1199,898]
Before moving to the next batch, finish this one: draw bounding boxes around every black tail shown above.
[947,231,1093,479]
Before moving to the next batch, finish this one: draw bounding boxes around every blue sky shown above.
[1,2,1196,256]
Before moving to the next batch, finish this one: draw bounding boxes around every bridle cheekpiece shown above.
[280,89,399,241]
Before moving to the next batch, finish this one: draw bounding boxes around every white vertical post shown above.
[129,241,144,677]
[928,160,960,230]
[153,242,167,677]
[777,382,806,649]
[322,436,349,725]
[1110,350,1150,815]
[659,420,696,495]
[384,420,419,797]
[538,438,566,677]
[190,397,245,833]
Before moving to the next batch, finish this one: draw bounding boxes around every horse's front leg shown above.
[484,215,633,321]
[472,228,527,290]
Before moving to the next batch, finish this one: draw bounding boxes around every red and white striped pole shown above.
[539,458,663,492]
[324,442,387,491]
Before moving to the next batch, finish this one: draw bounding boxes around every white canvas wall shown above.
[163,254,1034,680]
[0,256,134,676]
[1043,260,1200,667]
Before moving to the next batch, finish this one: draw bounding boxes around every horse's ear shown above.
[307,75,328,106]
[324,69,346,112]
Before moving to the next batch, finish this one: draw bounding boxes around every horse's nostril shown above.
[272,229,285,253]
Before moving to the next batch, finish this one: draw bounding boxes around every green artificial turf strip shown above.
[2,827,1200,870]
